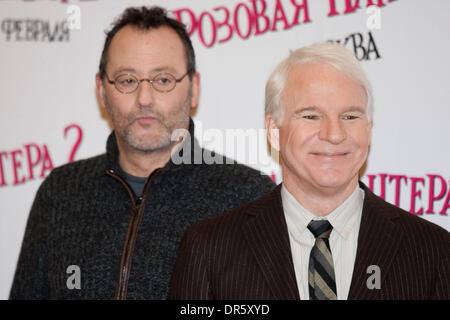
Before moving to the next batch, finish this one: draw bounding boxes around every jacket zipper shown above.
[106,168,161,300]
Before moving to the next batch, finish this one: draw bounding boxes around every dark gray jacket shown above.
[10,121,275,299]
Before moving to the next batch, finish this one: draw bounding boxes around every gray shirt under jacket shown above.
[10,119,275,299]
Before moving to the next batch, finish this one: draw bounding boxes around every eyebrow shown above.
[151,66,178,74]
[344,106,366,114]
[294,106,366,115]
[113,66,178,76]
[294,106,319,114]
[114,68,137,75]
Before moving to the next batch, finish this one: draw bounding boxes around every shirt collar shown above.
[281,184,364,240]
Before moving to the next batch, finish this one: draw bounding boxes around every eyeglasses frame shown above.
[104,69,191,94]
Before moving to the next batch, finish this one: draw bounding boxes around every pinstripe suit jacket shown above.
[169,183,450,299]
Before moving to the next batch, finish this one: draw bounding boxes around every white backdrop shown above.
[1,0,449,299]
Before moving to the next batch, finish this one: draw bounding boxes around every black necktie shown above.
[307,220,337,300]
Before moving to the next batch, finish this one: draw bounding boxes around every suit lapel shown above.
[242,185,300,300]
[348,183,404,299]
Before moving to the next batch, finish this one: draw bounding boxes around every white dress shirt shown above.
[281,184,365,300]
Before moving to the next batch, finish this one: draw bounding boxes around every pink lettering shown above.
[328,0,340,16]
[234,3,253,39]
[0,152,8,186]
[367,0,385,6]
[214,6,233,43]
[344,0,361,14]
[39,145,53,178]
[11,149,26,185]
[198,11,216,48]
[367,174,376,191]
[389,174,407,207]
[426,174,447,214]
[379,173,387,200]
[251,0,270,35]
[64,124,83,163]
[290,0,312,25]
[24,143,41,180]
[329,0,396,16]
[409,177,425,214]
[271,0,290,31]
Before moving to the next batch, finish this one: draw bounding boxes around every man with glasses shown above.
[10,6,274,300]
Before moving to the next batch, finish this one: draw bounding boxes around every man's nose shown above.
[318,118,346,144]
[136,80,155,107]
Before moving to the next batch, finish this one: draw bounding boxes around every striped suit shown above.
[169,182,450,299]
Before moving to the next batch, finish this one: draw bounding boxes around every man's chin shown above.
[125,132,172,154]
[313,175,359,192]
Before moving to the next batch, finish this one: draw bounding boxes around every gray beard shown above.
[124,116,174,154]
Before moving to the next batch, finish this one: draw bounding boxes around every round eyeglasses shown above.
[105,70,190,94]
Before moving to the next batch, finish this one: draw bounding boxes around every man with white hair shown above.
[169,43,450,300]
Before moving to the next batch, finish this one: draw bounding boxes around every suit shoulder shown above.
[189,200,253,233]
[367,189,450,252]
[396,206,450,246]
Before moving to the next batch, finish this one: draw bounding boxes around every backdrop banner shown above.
[1,0,449,299]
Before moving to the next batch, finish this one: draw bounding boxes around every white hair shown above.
[265,42,374,125]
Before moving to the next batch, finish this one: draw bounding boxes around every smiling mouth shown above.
[311,152,350,157]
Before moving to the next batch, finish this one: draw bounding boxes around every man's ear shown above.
[266,114,280,152]
[95,73,106,110]
[190,72,200,110]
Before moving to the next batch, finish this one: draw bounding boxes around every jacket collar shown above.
[242,184,301,299]
[241,182,404,300]
[347,181,404,299]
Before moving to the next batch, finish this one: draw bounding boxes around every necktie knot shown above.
[307,220,333,239]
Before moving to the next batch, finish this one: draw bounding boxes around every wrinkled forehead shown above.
[282,62,368,110]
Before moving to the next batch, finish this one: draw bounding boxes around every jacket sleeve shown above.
[9,181,51,299]
[168,225,212,300]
